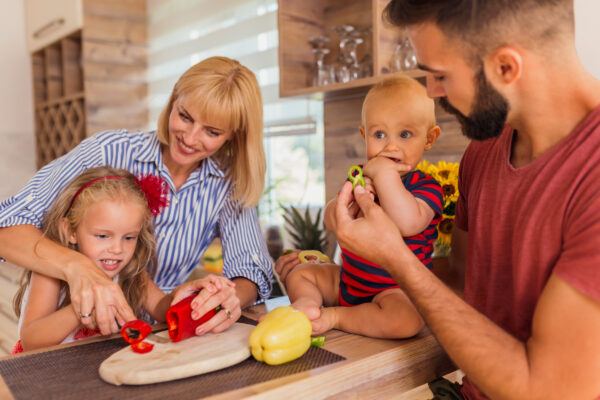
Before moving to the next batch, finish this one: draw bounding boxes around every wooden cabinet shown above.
[277,0,469,205]
[25,0,84,53]
[26,0,148,169]
[277,0,426,97]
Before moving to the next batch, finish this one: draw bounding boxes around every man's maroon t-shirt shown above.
[454,106,600,399]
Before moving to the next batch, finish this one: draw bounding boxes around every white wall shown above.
[0,1,35,200]
[575,0,600,79]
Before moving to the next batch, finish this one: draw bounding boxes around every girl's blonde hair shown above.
[157,56,266,208]
[13,166,157,319]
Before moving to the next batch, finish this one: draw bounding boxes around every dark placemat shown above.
[0,319,345,400]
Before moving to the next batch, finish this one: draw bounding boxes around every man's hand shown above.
[65,259,136,335]
[335,181,410,268]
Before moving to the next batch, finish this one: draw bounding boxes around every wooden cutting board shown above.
[99,322,254,386]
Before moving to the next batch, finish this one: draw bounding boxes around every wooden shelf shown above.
[31,31,85,168]
[278,0,417,97]
[27,0,148,169]
[282,69,427,97]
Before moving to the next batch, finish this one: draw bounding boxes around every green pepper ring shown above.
[348,165,366,190]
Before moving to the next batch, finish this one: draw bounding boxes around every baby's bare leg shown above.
[286,264,340,330]
[332,288,424,339]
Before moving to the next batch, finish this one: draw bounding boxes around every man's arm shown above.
[0,224,136,334]
[335,183,600,400]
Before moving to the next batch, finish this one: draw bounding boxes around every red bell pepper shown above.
[120,320,155,353]
[131,341,154,354]
[166,294,219,342]
[121,320,152,344]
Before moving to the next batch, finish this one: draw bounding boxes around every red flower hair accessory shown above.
[66,174,170,217]
[135,174,170,217]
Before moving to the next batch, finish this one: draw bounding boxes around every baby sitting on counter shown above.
[280,76,443,338]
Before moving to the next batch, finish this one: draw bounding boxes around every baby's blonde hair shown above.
[13,166,157,319]
[157,56,265,208]
[361,76,436,129]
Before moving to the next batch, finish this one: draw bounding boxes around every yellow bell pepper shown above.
[249,306,312,365]
[201,242,223,274]
[298,250,331,264]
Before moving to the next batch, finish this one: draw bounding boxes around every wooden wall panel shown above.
[324,89,367,204]
[82,0,148,136]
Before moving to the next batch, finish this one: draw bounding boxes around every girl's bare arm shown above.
[19,273,81,351]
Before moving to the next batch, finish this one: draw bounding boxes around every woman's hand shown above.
[66,257,136,335]
[274,250,301,284]
[171,274,238,334]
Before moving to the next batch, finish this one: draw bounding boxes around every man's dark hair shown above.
[384,0,574,62]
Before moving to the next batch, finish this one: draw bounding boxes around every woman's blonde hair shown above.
[157,56,266,208]
[13,166,157,319]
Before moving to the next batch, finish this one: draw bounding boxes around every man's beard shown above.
[439,67,509,141]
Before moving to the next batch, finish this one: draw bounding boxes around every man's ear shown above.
[485,46,522,86]
[359,125,366,140]
[424,125,441,151]
[61,217,77,245]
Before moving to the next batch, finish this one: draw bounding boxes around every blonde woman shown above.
[0,56,272,336]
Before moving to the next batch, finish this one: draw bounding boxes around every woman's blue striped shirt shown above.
[0,130,273,300]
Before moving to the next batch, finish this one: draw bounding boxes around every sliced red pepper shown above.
[131,341,154,354]
[121,320,152,345]
[166,294,219,342]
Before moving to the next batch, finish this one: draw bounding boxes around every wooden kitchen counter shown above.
[0,303,454,400]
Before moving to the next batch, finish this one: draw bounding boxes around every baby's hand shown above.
[363,156,411,181]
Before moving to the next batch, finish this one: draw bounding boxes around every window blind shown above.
[147,0,320,136]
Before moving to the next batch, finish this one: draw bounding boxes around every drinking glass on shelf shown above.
[359,26,373,78]
[392,36,418,71]
[309,36,333,86]
[332,25,356,83]
[344,35,364,81]
[312,47,332,86]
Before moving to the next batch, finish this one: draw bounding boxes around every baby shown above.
[285,76,443,338]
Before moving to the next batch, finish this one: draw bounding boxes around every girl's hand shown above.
[171,274,238,335]
[274,250,301,284]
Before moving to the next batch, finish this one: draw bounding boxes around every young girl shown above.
[12,166,231,352]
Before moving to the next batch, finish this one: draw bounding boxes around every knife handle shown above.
[166,294,219,342]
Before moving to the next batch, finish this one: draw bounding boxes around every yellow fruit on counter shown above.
[202,242,223,274]
[249,306,312,365]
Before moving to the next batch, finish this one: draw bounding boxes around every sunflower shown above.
[416,160,438,179]
[418,160,460,251]
[435,160,459,181]
[437,214,455,246]
[436,175,458,199]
